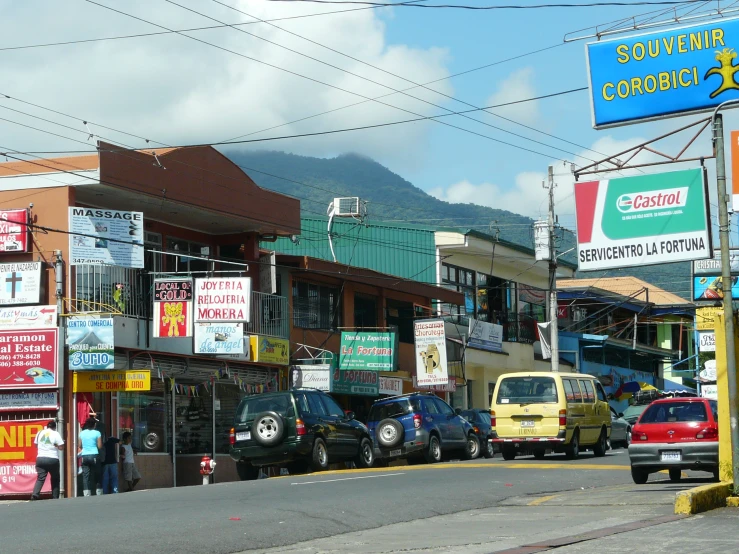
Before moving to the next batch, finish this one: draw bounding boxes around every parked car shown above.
[367,393,478,464]
[461,409,495,458]
[621,403,649,426]
[628,397,719,484]
[229,389,374,480]
[609,407,631,448]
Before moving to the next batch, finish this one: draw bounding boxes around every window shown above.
[434,398,455,415]
[423,398,440,414]
[320,395,345,417]
[354,294,377,329]
[165,237,210,273]
[580,380,595,403]
[306,393,327,416]
[595,382,608,403]
[294,393,310,415]
[236,395,290,422]
[369,400,413,421]
[562,379,576,402]
[386,299,415,344]
[292,280,341,330]
[640,401,707,423]
[496,377,558,404]
[119,390,167,453]
[564,379,583,403]
[710,400,718,422]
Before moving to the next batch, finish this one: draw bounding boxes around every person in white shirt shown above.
[121,432,141,491]
[31,420,64,500]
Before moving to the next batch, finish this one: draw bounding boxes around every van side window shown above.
[580,380,595,403]
[595,382,608,402]
[567,379,583,403]
[562,379,576,402]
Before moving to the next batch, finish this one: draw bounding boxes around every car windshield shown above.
[496,377,558,404]
[368,399,413,421]
[236,395,291,423]
[622,405,647,421]
[640,401,708,424]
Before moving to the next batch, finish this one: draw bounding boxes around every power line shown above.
[263,0,705,8]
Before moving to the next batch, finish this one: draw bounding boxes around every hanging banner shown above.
[0,209,29,253]
[467,318,504,353]
[0,306,57,330]
[0,329,57,389]
[194,322,245,355]
[693,275,739,301]
[414,319,449,386]
[289,365,331,391]
[699,331,716,352]
[696,306,722,330]
[67,316,114,371]
[0,391,58,411]
[0,419,50,495]
[73,370,151,393]
[379,376,403,396]
[332,368,379,396]
[68,207,144,268]
[250,335,289,365]
[587,17,739,128]
[194,277,251,322]
[0,262,43,306]
[574,169,711,271]
[339,331,396,371]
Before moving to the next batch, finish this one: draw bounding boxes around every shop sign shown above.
[693,249,739,276]
[701,384,718,400]
[259,251,276,295]
[250,335,289,365]
[0,419,50,495]
[412,375,456,393]
[696,306,722,330]
[332,368,379,396]
[194,323,245,355]
[290,364,330,391]
[68,207,144,268]
[339,331,395,371]
[0,306,56,329]
[72,370,151,392]
[693,275,739,301]
[0,262,43,306]
[0,209,29,253]
[0,391,57,411]
[557,305,569,319]
[467,318,503,353]
[379,376,403,396]
[67,316,114,371]
[0,329,57,389]
[574,169,711,271]
[194,277,251,322]
[700,360,717,381]
[154,301,192,338]
[699,331,716,352]
[414,319,449,387]
[586,18,739,128]
[154,279,193,302]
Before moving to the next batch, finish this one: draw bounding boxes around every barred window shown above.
[292,281,341,330]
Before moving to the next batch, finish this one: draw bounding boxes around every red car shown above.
[628,397,718,484]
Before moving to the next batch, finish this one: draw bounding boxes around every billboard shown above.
[193,277,251,322]
[0,209,29,253]
[693,250,739,276]
[587,18,739,127]
[339,331,396,371]
[68,208,144,268]
[574,169,711,271]
[693,275,739,301]
[0,329,57,389]
[414,319,449,387]
[0,419,50,495]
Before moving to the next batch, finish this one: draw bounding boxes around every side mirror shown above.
[618,413,624,418]
[345,411,355,420]
[455,408,462,415]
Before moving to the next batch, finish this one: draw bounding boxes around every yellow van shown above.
[490,372,611,460]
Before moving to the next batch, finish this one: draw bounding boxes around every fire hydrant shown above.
[200,456,216,485]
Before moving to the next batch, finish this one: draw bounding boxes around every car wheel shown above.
[533,449,546,460]
[502,446,516,461]
[464,434,480,460]
[312,438,329,471]
[251,411,285,447]
[355,437,374,468]
[376,419,404,448]
[482,438,495,459]
[669,469,682,482]
[631,467,648,484]
[565,431,580,460]
[593,429,607,458]
[143,432,160,451]
[236,462,260,481]
[424,435,442,464]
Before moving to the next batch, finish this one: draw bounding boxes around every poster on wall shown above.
[0,419,51,495]
[68,207,144,268]
[339,331,395,371]
[414,319,449,386]
[67,316,114,371]
[194,322,245,355]
[0,329,57,389]
[289,365,330,391]
[574,169,711,271]
[193,277,251,322]
[0,209,29,253]
[0,262,43,306]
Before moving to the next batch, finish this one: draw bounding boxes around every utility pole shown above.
[53,250,66,497]
[547,166,559,372]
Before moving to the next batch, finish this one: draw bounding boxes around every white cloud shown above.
[484,67,538,126]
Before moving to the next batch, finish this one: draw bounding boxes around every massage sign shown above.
[153,279,193,338]
[194,277,251,323]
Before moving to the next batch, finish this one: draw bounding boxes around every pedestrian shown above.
[101,435,122,494]
[31,420,64,500]
[79,416,102,497]
[121,432,141,492]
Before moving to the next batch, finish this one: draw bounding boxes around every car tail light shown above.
[229,428,235,445]
[697,426,718,440]
[296,418,306,436]
[473,426,480,434]
[490,410,496,428]
[633,429,648,441]
[413,413,422,429]
[559,409,567,427]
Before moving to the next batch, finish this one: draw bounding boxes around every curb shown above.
[726,496,739,507]
[674,482,731,515]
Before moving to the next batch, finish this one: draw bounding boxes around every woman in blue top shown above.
[79,417,102,497]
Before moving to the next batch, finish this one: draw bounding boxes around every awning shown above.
[662,378,697,394]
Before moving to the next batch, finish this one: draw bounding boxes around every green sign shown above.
[339,331,396,370]
[331,368,379,396]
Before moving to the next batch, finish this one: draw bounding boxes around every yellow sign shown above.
[73,370,151,393]
[697,307,722,330]
[250,336,289,365]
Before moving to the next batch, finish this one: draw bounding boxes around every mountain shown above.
[223,150,691,299]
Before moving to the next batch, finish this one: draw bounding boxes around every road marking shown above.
[497,463,628,471]
[527,494,559,506]
[291,473,406,486]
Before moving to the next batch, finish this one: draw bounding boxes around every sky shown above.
[1,0,737,238]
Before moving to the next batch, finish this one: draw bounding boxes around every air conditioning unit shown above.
[333,197,361,216]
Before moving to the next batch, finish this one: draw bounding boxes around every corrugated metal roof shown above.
[557,276,692,306]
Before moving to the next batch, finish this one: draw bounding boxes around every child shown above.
[120,432,141,492]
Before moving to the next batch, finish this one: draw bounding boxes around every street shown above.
[0,448,727,554]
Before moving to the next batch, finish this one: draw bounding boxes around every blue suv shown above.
[367,392,479,464]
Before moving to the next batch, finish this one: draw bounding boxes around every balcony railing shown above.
[72,265,289,339]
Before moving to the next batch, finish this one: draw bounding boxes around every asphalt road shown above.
[0,448,713,554]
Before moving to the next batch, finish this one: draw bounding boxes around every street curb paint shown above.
[674,481,731,514]
[725,496,739,507]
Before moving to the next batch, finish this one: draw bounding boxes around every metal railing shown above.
[503,315,538,345]
[246,291,289,340]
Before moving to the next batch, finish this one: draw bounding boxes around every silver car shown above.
[609,407,631,448]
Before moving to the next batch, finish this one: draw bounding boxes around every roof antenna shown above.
[152,152,165,169]
[488,221,500,241]
[83,121,93,141]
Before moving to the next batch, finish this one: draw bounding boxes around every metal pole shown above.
[53,250,66,497]
[171,377,177,488]
[211,379,216,485]
[547,166,559,372]
[712,109,739,490]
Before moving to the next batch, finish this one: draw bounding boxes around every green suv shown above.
[229,388,375,479]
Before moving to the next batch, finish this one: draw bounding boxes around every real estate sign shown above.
[574,169,711,271]
[339,331,395,371]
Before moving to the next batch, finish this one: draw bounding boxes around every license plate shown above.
[236,431,251,441]
[389,449,402,456]
[661,451,682,462]
[520,420,535,428]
